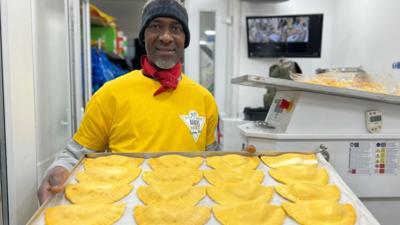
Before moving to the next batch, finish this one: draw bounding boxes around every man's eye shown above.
[172,26,183,33]
[149,24,161,31]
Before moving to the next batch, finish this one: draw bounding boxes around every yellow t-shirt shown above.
[73,70,218,152]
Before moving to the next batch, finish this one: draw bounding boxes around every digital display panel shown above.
[370,115,382,122]
[246,14,323,58]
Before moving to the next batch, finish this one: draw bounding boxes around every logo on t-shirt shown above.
[180,110,205,143]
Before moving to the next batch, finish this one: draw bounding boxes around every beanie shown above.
[139,0,190,48]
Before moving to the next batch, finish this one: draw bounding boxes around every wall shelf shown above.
[231,75,400,105]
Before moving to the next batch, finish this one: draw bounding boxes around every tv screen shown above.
[246,14,323,58]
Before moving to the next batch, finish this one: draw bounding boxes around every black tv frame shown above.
[246,14,324,58]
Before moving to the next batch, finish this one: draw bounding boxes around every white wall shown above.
[330,0,400,81]
[234,0,336,116]
[2,0,80,223]
[32,0,73,185]
[232,0,400,117]
[239,0,336,75]
[185,0,229,116]
[1,0,38,224]
[361,198,400,225]
[328,1,400,224]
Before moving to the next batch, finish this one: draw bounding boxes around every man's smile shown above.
[155,47,176,56]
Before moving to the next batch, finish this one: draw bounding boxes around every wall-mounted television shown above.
[246,14,323,58]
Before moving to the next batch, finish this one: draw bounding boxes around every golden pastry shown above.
[204,169,264,185]
[76,166,141,184]
[137,183,206,205]
[213,202,286,225]
[282,201,356,225]
[148,154,203,170]
[261,153,317,168]
[142,167,202,185]
[275,183,340,202]
[207,183,273,204]
[206,154,259,170]
[45,203,125,225]
[65,182,133,204]
[269,165,329,184]
[84,155,143,169]
[134,204,211,225]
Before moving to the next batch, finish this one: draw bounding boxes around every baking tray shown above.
[231,75,400,105]
[27,151,380,225]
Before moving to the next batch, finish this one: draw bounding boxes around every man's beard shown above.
[153,58,178,69]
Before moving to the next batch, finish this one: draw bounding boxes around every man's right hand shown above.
[37,166,69,205]
[244,144,257,153]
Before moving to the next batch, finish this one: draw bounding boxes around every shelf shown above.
[231,75,400,105]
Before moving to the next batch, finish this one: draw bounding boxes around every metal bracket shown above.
[318,144,330,161]
[254,121,276,130]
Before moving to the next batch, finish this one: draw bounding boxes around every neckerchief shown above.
[141,55,182,96]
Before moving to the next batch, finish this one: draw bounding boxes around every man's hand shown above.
[244,144,257,153]
[37,166,69,205]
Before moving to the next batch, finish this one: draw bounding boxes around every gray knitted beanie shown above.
[139,0,190,48]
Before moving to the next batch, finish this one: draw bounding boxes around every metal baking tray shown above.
[231,75,400,105]
[27,151,380,225]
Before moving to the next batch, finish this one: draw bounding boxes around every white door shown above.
[0,2,7,223]
[185,0,229,116]
[32,0,74,184]
[1,0,87,223]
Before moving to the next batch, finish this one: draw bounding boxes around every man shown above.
[38,0,219,204]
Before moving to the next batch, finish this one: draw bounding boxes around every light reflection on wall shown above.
[199,11,216,94]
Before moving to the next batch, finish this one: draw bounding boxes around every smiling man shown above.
[144,17,185,69]
[37,0,219,204]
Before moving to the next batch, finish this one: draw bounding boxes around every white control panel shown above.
[366,110,383,133]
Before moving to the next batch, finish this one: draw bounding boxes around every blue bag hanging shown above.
[91,47,128,93]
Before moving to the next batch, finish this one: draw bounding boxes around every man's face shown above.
[144,17,185,69]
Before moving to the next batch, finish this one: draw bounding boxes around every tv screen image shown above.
[248,17,310,43]
[246,14,323,58]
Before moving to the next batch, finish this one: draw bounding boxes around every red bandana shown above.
[141,55,182,96]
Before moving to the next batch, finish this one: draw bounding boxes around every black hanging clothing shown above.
[131,38,147,70]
